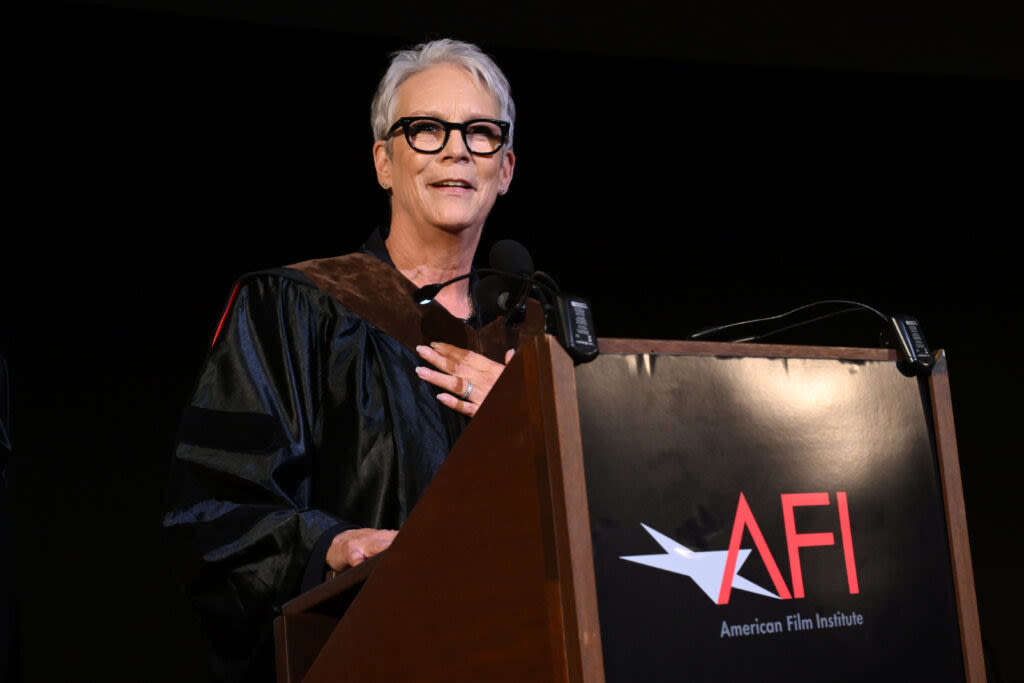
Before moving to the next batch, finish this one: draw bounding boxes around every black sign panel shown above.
[575,352,964,682]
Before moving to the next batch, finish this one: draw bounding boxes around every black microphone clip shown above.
[883,314,935,377]
[548,291,599,364]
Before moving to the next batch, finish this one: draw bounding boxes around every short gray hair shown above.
[370,38,516,151]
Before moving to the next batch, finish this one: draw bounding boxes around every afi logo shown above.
[621,492,859,605]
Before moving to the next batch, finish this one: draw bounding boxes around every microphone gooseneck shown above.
[411,268,529,306]
[689,300,934,376]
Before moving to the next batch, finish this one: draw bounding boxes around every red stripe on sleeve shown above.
[211,282,242,347]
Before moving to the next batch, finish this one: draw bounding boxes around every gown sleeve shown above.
[162,272,355,682]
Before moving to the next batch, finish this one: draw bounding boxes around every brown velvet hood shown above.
[288,252,545,363]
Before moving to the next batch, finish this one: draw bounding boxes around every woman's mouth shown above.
[431,180,474,190]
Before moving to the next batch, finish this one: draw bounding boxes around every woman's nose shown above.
[440,128,472,160]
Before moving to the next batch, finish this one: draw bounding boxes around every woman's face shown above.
[374,64,515,240]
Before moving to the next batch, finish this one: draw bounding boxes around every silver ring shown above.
[460,381,473,401]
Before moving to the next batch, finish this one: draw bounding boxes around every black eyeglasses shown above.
[385,117,510,156]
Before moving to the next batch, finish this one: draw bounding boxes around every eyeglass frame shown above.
[384,116,511,156]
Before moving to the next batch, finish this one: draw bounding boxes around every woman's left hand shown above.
[415,342,515,417]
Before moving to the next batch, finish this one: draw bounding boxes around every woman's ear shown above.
[499,149,516,193]
[373,140,392,189]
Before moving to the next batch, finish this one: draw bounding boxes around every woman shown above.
[163,38,539,683]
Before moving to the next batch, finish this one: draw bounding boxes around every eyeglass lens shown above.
[405,119,505,154]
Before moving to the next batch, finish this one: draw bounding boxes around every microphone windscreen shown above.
[489,239,534,275]
[474,274,513,321]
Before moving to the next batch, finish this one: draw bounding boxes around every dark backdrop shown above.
[5,1,1022,681]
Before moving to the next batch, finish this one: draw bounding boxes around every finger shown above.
[346,547,366,567]
[415,365,472,398]
[417,342,483,375]
[370,533,397,554]
[425,341,471,360]
[348,538,391,566]
[437,392,479,417]
[329,528,395,571]
[416,344,460,375]
[504,348,515,364]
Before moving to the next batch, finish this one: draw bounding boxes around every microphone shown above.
[412,240,536,308]
[479,239,599,364]
[688,300,882,343]
[411,238,600,365]
[481,239,535,324]
[689,300,934,376]
[413,269,533,312]
[474,273,520,321]
[489,239,534,275]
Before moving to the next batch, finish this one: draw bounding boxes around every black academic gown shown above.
[163,232,542,682]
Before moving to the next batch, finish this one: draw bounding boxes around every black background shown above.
[5,0,1022,680]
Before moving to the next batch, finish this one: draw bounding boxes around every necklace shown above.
[462,289,476,323]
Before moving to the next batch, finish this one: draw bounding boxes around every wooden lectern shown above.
[274,336,984,683]
[274,333,603,683]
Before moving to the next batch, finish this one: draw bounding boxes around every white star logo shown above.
[620,524,780,602]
